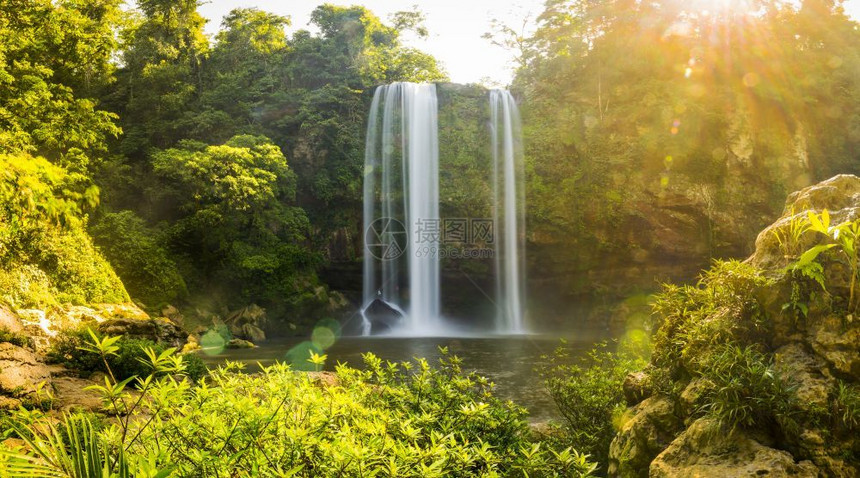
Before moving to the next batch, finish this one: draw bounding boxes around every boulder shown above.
[650,419,820,478]
[363,299,404,334]
[807,315,860,381]
[225,305,267,342]
[0,342,51,395]
[751,175,860,272]
[622,371,652,406]
[52,376,105,412]
[226,338,256,349]
[773,343,832,408]
[97,317,187,349]
[609,396,683,477]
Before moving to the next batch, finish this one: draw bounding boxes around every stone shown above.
[0,305,24,335]
[307,371,339,387]
[226,338,256,349]
[678,378,709,420]
[608,396,683,477]
[751,175,860,272]
[772,343,832,408]
[363,299,404,334]
[0,342,51,395]
[97,317,187,349]
[240,323,266,343]
[623,371,652,406]
[51,376,105,412]
[0,396,21,410]
[807,315,860,381]
[161,304,184,325]
[225,305,268,342]
[650,418,820,478]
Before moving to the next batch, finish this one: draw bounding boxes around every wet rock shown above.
[608,396,682,477]
[622,371,652,406]
[363,299,404,334]
[0,342,51,395]
[226,338,256,349]
[225,305,267,342]
[650,418,820,478]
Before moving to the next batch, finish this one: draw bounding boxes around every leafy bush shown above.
[47,328,207,383]
[90,210,187,308]
[833,380,860,432]
[541,342,646,474]
[695,344,800,433]
[4,338,597,477]
[0,153,128,309]
[650,260,771,375]
[0,326,32,348]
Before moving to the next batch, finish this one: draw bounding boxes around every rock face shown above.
[609,175,860,477]
[650,419,820,478]
[609,396,683,477]
[0,342,51,395]
[0,305,24,334]
[363,299,404,334]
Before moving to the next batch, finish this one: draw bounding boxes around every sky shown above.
[197,0,860,86]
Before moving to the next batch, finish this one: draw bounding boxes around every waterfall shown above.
[362,83,440,335]
[362,83,524,335]
[490,89,526,333]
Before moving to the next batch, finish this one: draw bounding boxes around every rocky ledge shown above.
[609,175,860,477]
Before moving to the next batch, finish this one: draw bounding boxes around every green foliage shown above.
[513,0,860,300]
[773,208,810,259]
[0,413,133,478]
[832,380,860,432]
[805,210,860,312]
[47,328,206,383]
[0,0,122,172]
[0,153,128,309]
[541,342,646,473]
[5,341,597,477]
[90,211,186,308]
[695,344,800,433]
[147,134,322,314]
[0,327,32,349]
[650,260,771,374]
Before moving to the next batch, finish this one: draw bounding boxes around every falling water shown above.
[362,83,525,335]
[490,89,526,333]
[362,83,440,335]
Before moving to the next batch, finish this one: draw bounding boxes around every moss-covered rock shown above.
[609,175,860,477]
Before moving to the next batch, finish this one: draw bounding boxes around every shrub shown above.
[47,327,207,382]
[0,326,32,348]
[541,341,645,474]
[833,380,860,432]
[0,153,128,309]
[3,343,598,477]
[650,260,771,375]
[695,344,800,433]
[90,211,187,309]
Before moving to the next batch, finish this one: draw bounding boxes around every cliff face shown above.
[608,175,860,477]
